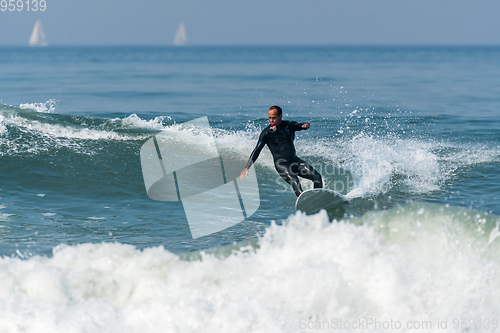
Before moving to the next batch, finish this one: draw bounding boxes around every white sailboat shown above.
[173,22,187,46]
[29,20,48,47]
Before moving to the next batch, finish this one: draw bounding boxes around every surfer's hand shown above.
[302,122,310,129]
[240,168,249,179]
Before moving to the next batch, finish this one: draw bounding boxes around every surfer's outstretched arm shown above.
[288,121,311,131]
[240,130,267,179]
[289,121,310,131]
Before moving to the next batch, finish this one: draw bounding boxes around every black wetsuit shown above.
[245,120,323,196]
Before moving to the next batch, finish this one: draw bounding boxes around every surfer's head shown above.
[268,106,283,126]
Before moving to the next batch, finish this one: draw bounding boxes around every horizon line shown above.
[1,43,500,48]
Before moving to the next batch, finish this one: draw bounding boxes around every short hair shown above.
[269,105,282,115]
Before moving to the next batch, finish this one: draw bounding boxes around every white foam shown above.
[0,115,6,136]
[297,132,500,199]
[343,134,443,198]
[42,213,56,217]
[0,204,13,222]
[0,204,498,332]
[17,117,133,141]
[2,110,168,150]
[109,114,172,130]
[0,213,14,222]
[0,114,150,156]
[19,99,57,113]
[0,112,242,157]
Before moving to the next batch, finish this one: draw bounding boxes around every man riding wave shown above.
[240,105,323,196]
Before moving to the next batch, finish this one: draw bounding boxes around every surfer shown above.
[240,105,323,196]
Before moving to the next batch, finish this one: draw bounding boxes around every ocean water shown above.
[1,46,500,332]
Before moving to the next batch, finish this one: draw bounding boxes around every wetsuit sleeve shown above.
[290,121,306,131]
[245,130,267,169]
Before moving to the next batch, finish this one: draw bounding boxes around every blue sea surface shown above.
[0,46,499,332]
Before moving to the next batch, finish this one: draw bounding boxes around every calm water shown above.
[0,46,499,332]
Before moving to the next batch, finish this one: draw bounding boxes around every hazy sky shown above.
[1,0,499,46]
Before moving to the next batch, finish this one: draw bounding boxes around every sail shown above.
[173,22,187,46]
[29,20,48,47]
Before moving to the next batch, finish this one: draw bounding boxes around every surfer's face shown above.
[268,109,282,126]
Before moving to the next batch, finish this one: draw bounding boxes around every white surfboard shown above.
[295,188,349,220]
